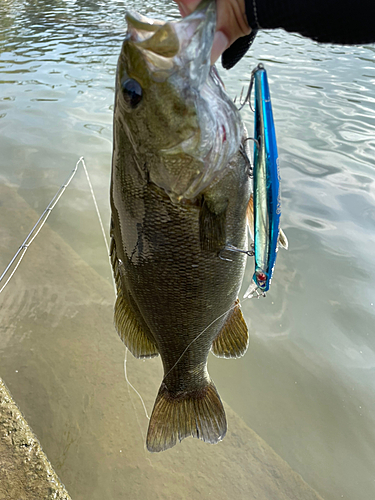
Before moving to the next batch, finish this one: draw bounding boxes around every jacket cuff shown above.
[245,0,261,30]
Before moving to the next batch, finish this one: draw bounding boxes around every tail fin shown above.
[146,381,227,452]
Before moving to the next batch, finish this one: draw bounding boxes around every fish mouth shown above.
[126,11,180,57]
[125,1,216,86]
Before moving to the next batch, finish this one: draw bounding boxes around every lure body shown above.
[245,64,281,297]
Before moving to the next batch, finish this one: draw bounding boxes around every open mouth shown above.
[125,0,215,75]
[126,11,180,58]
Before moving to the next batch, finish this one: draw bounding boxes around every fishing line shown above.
[124,348,150,421]
[0,157,150,424]
[81,160,151,430]
[80,161,150,423]
[81,158,112,278]
[162,301,238,384]
[80,160,150,422]
[0,157,115,294]
[162,285,259,385]
[0,157,81,295]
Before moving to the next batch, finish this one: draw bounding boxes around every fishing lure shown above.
[244,64,283,298]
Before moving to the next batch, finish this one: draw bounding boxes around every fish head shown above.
[114,0,242,202]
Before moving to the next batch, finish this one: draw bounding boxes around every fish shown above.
[244,64,287,299]
[109,0,252,452]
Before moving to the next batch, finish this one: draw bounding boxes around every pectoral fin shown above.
[199,195,227,252]
[211,299,249,358]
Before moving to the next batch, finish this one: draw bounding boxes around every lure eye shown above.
[256,271,267,288]
[121,78,143,109]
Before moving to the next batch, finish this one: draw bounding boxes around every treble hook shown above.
[238,77,253,111]
[243,281,266,299]
[244,137,260,149]
[219,243,254,262]
[238,63,264,112]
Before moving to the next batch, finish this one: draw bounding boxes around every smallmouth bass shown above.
[110,0,251,452]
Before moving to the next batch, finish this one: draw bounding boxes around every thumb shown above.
[176,0,201,17]
[211,31,229,65]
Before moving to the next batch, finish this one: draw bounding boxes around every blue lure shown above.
[245,64,281,298]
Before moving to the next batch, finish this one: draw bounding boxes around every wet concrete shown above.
[0,183,325,500]
[0,378,71,500]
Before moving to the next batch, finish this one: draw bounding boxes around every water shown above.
[1,1,375,499]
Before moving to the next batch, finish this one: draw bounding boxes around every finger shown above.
[211,31,229,65]
[213,0,251,64]
[177,4,188,17]
[176,0,201,17]
[216,0,250,46]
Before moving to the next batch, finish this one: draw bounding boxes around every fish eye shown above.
[121,78,143,109]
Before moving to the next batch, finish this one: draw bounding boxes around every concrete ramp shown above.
[0,378,71,500]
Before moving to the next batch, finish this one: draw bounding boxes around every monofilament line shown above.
[0,157,81,295]
[80,158,112,282]
[80,162,148,419]
[80,160,149,420]
[161,291,255,384]
[0,157,150,422]
[124,349,150,421]
[162,302,238,384]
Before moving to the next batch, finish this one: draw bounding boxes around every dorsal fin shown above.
[211,299,249,358]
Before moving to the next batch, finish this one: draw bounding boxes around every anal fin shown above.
[211,299,249,358]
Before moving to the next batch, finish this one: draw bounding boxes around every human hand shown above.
[175,0,252,65]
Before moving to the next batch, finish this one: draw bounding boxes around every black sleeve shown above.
[221,31,258,69]
[245,0,375,45]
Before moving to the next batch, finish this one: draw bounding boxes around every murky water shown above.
[1,1,375,499]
